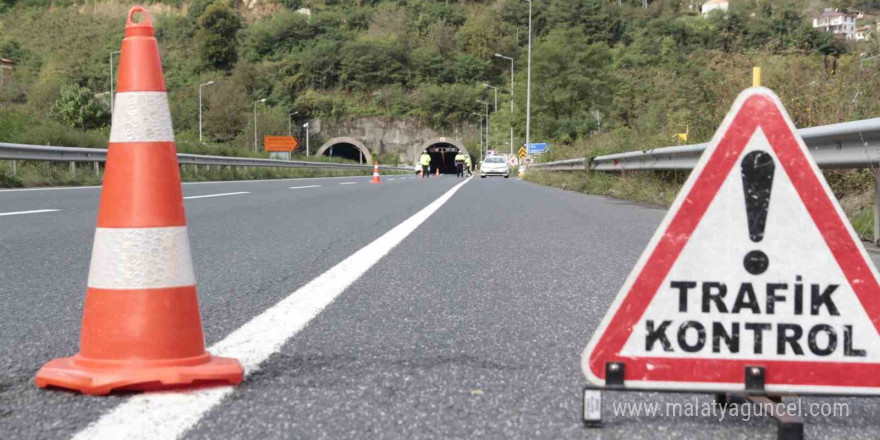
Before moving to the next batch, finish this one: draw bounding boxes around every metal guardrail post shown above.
[11,160,16,176]
[94,162,100,177]
[70,161,75,177]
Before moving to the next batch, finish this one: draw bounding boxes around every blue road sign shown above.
[527,143,550,155]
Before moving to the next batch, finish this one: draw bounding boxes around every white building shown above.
[854,25,872,41]
[813,9,858,40]
[701,0,729,16]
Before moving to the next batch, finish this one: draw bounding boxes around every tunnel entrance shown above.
[315,137,372,164]
[426,143,465,174]
[324,143,364,163]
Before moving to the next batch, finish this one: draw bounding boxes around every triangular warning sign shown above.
[582,88,880,395]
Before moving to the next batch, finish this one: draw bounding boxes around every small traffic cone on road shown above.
[435,167,440,177]
[370,161,382,184]
[34,6,243,395]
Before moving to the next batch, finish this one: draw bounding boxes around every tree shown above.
[195,3,242,71]
[51,85,109,130]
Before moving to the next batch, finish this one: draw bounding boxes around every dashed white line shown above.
[339,182,357,185]
[0,209,60,217]
[289,185,321,190]
[183,192,250,200]
[71,177,472,440]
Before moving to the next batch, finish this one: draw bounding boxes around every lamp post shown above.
[198,81,215,143]
[109,50,121,118]
[477,100,489,156]
[494,53,515,156]
[303,122,310,156]
[524,0,532,151]
[253,98,266,152]
[288,111,298,137]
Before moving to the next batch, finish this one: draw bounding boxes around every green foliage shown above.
[195,2,241,71]
[51,85,110,131]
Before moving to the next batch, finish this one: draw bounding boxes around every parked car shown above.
[480,156,509,178]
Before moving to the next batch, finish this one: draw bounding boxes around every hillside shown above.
[1,0,871,148]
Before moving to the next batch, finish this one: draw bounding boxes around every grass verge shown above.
[0,160,408,189]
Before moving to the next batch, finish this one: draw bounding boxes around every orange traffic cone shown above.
[34,6,243,395]
[370,161,382,184]
[435,167,440,177]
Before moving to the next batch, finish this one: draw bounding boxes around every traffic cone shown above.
[34,6,243,395]
[370,161,381,184]
[435,167,440,177]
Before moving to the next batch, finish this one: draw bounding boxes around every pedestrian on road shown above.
[419,150,431,179]
[454,151,466,178]
[464,155,472,176]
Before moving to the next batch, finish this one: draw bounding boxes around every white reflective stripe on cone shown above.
[110,92,175,143]
[87,226,196,289]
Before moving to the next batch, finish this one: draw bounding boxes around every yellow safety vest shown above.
[420,154,431,166]
[455,154,466,163]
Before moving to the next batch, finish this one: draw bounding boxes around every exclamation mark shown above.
[741,151,775,275]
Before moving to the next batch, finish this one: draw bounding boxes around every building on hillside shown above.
[813,9,858,39]
[855,25,872,41]
[701,0,729,16]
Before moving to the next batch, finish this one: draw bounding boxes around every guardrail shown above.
[0,143,406,176]
[529,117,880,242]
[531,118,880,172]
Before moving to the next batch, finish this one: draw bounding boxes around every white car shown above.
[480,156,509,178]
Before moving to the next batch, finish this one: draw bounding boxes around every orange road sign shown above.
[264,136,300,152]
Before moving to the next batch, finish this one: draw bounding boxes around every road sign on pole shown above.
[526,142,549,155]
[264,136,300,152]
[582,88,880,395]
[518,146,527,159]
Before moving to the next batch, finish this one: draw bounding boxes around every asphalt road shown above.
[1,173,879,439]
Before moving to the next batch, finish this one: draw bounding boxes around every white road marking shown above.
[183,192,249,200]
[0,209,60,217]
[339,182,357,185]
[289,185,321,190]
[72,177,471,440]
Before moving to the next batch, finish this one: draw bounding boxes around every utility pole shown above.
[525,0,532,152]
[303,122,310,156]
[253,98,266,152]
[494,53,515,157]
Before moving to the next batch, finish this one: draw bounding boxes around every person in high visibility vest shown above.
[454,151,467,178]
[419,150,431,179]
[464,155,472,176]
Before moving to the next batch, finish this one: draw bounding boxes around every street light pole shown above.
[494,53,515,157]
[253,98,266,152]
[303,122,310,156]
[525,0,533,151]
[288,111,298,137]
[477,100,489,155]
[109,50,121,118]
[198,81,215,143]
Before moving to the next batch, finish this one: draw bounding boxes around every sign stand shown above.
[581,365,805,440]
